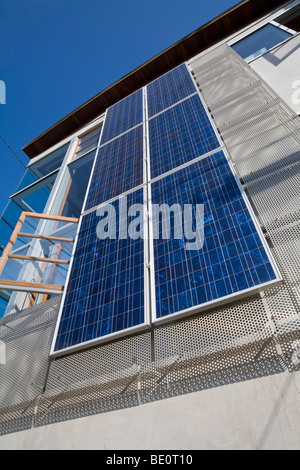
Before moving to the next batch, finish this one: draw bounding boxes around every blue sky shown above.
[0,0,238,215]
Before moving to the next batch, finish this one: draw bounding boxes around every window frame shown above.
[230,19,298,63]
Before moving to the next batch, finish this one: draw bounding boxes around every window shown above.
[232,22,295,62]
[74,126,102,160]
[28,143,70,179]
[50,150,95,219]
[10,171,58,214]
[276,4,300,33]
[0,127,102,317]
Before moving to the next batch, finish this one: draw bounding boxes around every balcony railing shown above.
[0,212,78,296]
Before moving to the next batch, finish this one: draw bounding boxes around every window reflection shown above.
[232,23,293,62]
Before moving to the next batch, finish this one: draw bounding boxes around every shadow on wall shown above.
[258,37,300,67]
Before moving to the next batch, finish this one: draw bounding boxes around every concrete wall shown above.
[250,34,300,115]
[0,370,299,450]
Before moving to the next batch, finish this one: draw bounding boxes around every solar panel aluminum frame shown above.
[50,86,150,358]
[146,63,199,120]
[146,63,221,181]
[99,88,144,147]
[81,110,108,215]
[49,62,282,356]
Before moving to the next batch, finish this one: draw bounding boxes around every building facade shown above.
[0,0,299,449]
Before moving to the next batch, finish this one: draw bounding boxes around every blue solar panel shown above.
[147,64,197,118]
[100,88,143,144]
[149,94,220,179]
[53,189,146,353]
[85,125,144,211]
[151,151,278,320]
[52,61,280,356]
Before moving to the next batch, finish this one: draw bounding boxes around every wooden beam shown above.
[0,279,64,293]
[0,210,76,293]
[8,254,70,265]
[0,212,26,276]
[23,212,79,223]
[18,232,75,243]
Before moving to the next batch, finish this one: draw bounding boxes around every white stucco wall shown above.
[250,34,300,115]
[0,369,299,450]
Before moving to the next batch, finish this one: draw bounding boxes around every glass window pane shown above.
[11,172,57,214]
[74,126,102,160]
[0,200,23,249]
[0,295,11,318]
[50,150,95,219]
[28,143,69,178]
[232,24,293,62]
[13,169,39,193]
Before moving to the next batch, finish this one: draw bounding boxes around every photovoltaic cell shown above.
[151,151,278,320]
[85,125,144,210]
[149,94,220,179]
[54,189,146,353]
[100,89,143,144]
[147,64,197,118]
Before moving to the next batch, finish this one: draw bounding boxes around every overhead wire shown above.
[0,135,27,170]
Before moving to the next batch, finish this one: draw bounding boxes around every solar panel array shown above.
[52,64,280,355]
[54,189,146,352]
[85,125,144,209]
[151,151,277,320]
[100,88,143,144]
[148,94,220,179]
[146,64,197,118]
